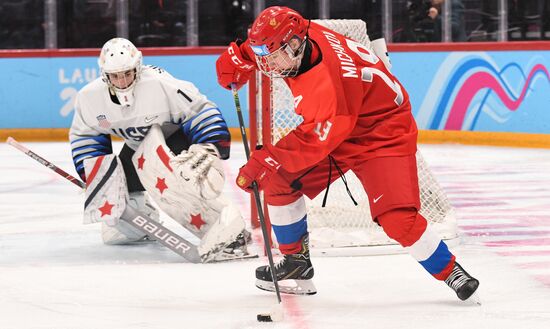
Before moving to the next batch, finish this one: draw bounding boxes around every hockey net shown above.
[248,19,458,255]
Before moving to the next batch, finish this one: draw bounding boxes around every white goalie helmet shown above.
[98,38,143,107]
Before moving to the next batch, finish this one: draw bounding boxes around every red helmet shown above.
[248,6,309,57]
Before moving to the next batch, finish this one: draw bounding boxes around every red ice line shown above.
[517,261,550,269]
[496,250,550,257]
[465,230,550,237]
[533,275,550,287]
[485,238,550,247]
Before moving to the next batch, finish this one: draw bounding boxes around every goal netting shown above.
[248,19,458,255]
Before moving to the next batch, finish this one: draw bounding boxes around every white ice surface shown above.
[1,141,550,329]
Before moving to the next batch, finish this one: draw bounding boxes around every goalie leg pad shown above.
[83,154,128,227]
[82,155,163,244]
[132,124,225,208]
[132,124,201,226]
[132,124,234,234]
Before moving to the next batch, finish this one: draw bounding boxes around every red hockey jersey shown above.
[251,22,418,173]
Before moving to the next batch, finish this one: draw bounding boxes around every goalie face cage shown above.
[248,19,458,256]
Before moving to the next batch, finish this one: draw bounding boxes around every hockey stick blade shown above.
[122,207,201,263]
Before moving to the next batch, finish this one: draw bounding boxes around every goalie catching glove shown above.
[170,143,225,200]
[236,147,281,192]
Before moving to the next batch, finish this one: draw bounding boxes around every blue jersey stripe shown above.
[71,144,111,155]
[194,131,230,144]
[182,107,230,146]
[70,134,112,176]
[73,151,108,165]
[71,134,111,146]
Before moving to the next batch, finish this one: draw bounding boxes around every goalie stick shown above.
[231,84,284,322]
[7,137,86,189]
[121,206,201,263]
[6,136,201,263]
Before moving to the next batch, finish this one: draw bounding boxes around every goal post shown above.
[247,19,458,256]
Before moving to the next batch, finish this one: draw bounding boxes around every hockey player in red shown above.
[216,6,479,301]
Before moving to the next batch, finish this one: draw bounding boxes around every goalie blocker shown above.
[82,125,250,262]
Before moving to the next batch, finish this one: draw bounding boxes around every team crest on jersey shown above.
[96,115,111,129]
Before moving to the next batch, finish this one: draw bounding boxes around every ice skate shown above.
[445,262,480,303]
[198,203,254,263]
[210,229,257,262]
[224,229,251,255]
[255,234,317,295]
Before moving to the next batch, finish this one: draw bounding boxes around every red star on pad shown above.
[190,213,206,230]
[137,154,145,170]
[155,177,168,194]
[98,200,114,217]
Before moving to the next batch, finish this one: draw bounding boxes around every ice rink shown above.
[1,141,550,329]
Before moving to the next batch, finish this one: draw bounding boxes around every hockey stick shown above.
[7,137,86,189]
[121,206,201,263]
[231,85,283,312]
[6,136,201,263]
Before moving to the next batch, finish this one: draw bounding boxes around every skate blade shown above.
[464,291,482,306]
[255,279,317,295]
[201,244,259,263]
[210,252,259,263]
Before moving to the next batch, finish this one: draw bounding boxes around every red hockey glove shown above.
[236,148,281,192]
[216,41,256,90]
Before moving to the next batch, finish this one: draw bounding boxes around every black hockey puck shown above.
[257,314,273,322]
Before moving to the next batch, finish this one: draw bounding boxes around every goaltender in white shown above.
[69,37,249,262]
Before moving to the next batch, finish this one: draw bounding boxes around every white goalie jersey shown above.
[69,65,230,179]
[68,38,248,262]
